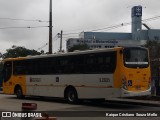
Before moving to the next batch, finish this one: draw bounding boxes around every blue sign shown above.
[128,80,132,86]
[132,6,142,17]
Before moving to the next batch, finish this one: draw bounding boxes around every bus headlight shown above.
[122,75,128,90]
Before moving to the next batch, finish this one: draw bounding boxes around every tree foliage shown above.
[2,45,41,59]
[68,44,90,52]
[145,40,160,76]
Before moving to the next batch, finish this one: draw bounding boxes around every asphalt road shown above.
[0,94,160,120]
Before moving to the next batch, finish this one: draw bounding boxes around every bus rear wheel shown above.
[65,88,78,104]
[15,87,24,99]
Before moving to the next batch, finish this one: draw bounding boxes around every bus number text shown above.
[99,78,110,83]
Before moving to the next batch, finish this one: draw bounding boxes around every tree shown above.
[2,45,41,59]
[68,44,90,52]
[145,40,160,76]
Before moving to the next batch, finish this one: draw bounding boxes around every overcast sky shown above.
[0,0,160,53]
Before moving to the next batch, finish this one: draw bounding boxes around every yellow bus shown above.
[2,46,151,103]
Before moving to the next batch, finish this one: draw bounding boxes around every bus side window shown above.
[13,61,26,75]
[3,61,12,82]
[85,54,96,73]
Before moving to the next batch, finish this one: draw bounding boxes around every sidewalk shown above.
[107,96,160,107]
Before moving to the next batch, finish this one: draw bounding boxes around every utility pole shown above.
[60,30,63,52]
[58,30,63,52]
[49,0,52,54]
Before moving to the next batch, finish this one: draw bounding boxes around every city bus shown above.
[2,46,151,103]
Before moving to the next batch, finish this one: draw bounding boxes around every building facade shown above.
[66,6,160,50]
[67,38,146,50]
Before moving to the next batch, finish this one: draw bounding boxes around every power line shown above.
[63,37,78,39]
[37,43,48,51]
[36,14,160,52]
[37,34,58,51]
[53,34,58,40]
[0,26,49,30]
[89,15,160,32]
[63,32,80,35]
[0,17,49,22]
[142,15,160,22]
[53,37,59,42]
[63,14,160,35]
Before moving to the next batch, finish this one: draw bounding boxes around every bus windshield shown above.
[123,47,149,68]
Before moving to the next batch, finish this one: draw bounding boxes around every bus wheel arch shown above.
[64,86,78,104]
[14,85,24,99]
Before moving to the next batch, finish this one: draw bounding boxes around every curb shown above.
[106,98,160,107]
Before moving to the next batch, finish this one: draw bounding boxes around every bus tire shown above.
[15,86,24,99]
[65,88,78,104]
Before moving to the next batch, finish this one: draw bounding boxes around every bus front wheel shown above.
[65,88,78,104]
[15,87,24,99]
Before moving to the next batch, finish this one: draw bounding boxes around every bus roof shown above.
[3,46,146,61]
[3,56,28,62]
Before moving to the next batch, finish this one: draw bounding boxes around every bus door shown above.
[3,61,12,93]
